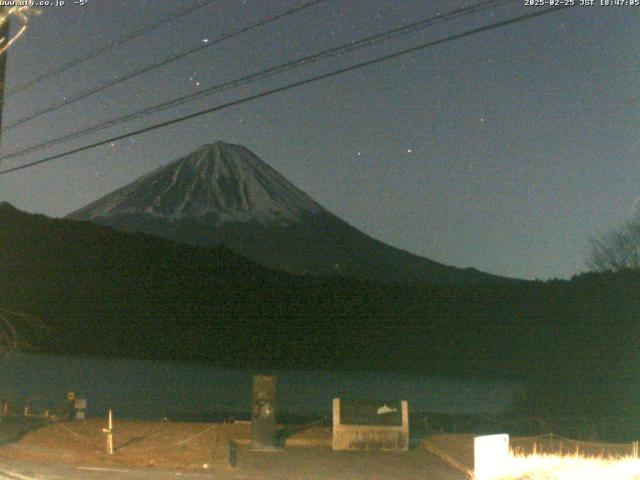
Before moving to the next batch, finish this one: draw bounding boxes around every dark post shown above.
[228,440,237,467]
[66,391,75,420]
[250,374,280,451]
[0,8,9,154]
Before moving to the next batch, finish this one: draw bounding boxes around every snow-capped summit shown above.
[69,141,323,225]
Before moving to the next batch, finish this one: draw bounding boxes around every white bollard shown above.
[102,409,114,455]
[474,434,509,480]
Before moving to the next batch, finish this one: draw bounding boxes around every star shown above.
[356,151,362,156]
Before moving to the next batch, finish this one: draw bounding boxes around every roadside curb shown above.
[0,467,36,480]
[421,439,473,478]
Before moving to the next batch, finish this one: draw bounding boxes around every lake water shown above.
[0,351,522,421]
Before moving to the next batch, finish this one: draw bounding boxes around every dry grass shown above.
[422,433,640,480]
[0,419,238,470]
[0,418,332,471]
[484,453,640,480]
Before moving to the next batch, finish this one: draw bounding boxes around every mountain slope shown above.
[67,141,508,285]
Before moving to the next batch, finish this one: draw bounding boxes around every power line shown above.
[2,0,327,132]
[1,0,515,162]
[0,5,572,177]
[3,0,219,98]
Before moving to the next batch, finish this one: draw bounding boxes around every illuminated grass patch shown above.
[489,453,640,480]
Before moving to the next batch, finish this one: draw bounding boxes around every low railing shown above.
[510,433,639,458]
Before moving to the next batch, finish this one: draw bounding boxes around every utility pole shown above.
[0,7,9,155]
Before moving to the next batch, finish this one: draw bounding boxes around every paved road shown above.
[0,447,468,479]
[0,457,212,479]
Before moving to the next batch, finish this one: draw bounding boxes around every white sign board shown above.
[474,434,509,480]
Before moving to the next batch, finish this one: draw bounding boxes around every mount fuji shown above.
[68,141,506,284]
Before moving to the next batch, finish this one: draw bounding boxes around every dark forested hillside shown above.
[2,202,639,425]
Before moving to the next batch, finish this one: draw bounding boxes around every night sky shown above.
[0,0,637,280]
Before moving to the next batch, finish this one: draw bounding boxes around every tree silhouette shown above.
[588,219,640,272]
